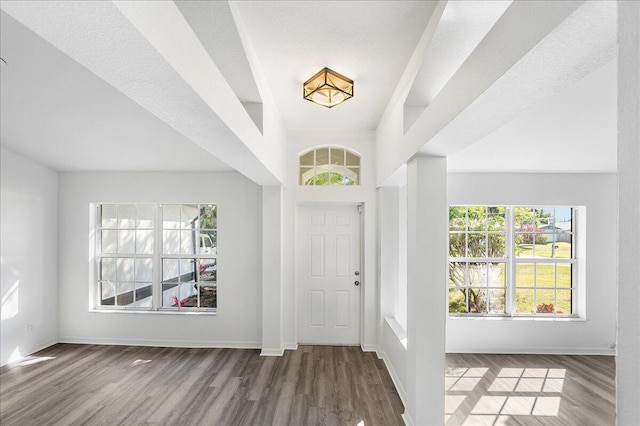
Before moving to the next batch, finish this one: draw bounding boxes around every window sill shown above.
[448,315,585,322]
[89,308,217,316]
[385,317,408,349]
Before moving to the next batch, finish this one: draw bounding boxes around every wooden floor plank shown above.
[0,344,404,425]
[1,345,615,425]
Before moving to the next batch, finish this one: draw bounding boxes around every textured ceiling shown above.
[0,11,230,172]
[233,1,437,132]
[0,1,618,176]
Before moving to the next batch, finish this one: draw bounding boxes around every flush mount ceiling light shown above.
[303,67,353,108]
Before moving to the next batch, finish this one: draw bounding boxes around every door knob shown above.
[355,271,360,276]
[354,281,360,286]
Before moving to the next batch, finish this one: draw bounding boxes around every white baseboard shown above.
[376,349,408,409]
[446,347,616,356]
[283,342,298,351]
[401,412,414,426]
[361,343,377,352]
[58,336,261,349]
[260,347,284,356]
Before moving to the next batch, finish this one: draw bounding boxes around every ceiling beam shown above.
[1,1,285,185]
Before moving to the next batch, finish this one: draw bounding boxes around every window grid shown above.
[94,203,217,312]
[299,146,361,186]
[96,204,155,309]
[160,204,217,311]
[449,206,577,317]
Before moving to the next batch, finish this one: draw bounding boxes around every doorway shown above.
[297,204,361,345]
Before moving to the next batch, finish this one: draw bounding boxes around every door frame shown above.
[295,201,365,346]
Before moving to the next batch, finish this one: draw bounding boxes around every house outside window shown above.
[94,203,217,312]
[449,206,577,317]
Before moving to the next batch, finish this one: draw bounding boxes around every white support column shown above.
[617,2,640,424]
[405,156,447,425]
[261,185,284,356]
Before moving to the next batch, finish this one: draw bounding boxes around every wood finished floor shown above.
[0,344,404,426]
[445,353,616,426]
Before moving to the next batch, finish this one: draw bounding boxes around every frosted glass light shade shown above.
[303,67,353,108]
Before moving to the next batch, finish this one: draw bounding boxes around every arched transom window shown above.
[299,146,361,186]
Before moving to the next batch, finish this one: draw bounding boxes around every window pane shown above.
[467,207,487,231]
[488,288,506,314]
[199,231,217,255]
[556,290,572,314]
[347,168,359,185]
[487,207,506,232]
[331,148,345,165]
[449,233,465,258]
[199,259,217,282]
[101,205,117,228]
[118,204,135,228]
[449,262,466,287]
[118,230,135,254]
[468,288,487,313]
[346,150,360,166]
[536,263,555,288]
[515,234,534,258]
[101,230,117,254]
[163,284,179,307]
[136,230,154,254]
[162,258,179,283]
[488,234,506,257]
[449,207,466,231]
[117,281,134,306]
[516,289,534,314]
[449,288,468,313]
[162,205,180,229]
[533,234,550,257]
[200,284,216,308]
[552,240,572,259]
[555,207,572,231]
[300,150,314,166]
[535,289,555,313]
[300,167,314,185]
[315,148,329,165]
[179,283,197,306]
[557,264,572,288]
[101,281,115,305]
[468,263,487,287]
[488,263,506,287]
[180,259,196,282]
[467,234,486,258]
[117,258,134,282]
[181,230,196,254]
[136,204,154,228]
[163,230,179,254]
[515,207,536,230]
[200,205,216,230]
[100,258,116,281]
[181,205,198,228]
[515,263,534,286]
[135,258,153,282]
[134,294,152,308]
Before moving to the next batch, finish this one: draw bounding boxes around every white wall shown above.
[282,130,378,350]
[447,172,617,354]
[57,171,262,347]
[1,148,58,366]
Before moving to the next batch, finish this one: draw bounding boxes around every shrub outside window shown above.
[299,146,360,185]
[94,203,217,312]
[449,206,576,316]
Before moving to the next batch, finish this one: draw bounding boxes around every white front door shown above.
[297,204,361,345]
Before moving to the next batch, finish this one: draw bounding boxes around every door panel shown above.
[297,204,361,345]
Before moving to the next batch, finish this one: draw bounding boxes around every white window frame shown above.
[93,203,217,313]
[298,145,361,186]
[448,205,578,318]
